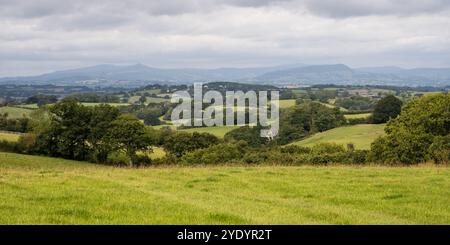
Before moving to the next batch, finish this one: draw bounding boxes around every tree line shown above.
[0,93,448,166]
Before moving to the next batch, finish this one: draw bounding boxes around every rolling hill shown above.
[1,63,450,87]
[0,106,33,118]
[291,124,385,150]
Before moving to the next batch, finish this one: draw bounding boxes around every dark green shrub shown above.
[0,140,19,153]
[157,154,180,165]
[163,131,220,157]
[372,95,403,124]
[106,151,130,166]
[308,152,346,165]
[134,155,152,167]
[428,136,450,164]
[311,143,346,155]
[182,143,243,165]
[345,150,369,164]
[280,145,311,154]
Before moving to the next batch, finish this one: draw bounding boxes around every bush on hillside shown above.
[428,135,450,164]
[181,143,244,165]
[369,93,449,164]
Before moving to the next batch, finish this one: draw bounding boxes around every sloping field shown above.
[0,152,449,224]
[344,113,372,119]
[278,99,296,108]
[291,124,385,149]
[0,132,21,142]
[0,106,33,118]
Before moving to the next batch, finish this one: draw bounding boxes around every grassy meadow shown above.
[291,124,385,149]
[0,152,449,224]
[0,106,33,118]
[344,113,372,119]
[0,132,22,142]
[128,96,169,104]
[278,99,296,108]
[16,104,39,109]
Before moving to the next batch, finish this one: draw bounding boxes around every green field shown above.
[0,132,21,142]
[128,96,169,104]
[0,106,33,118]
[344,113,372,119]
[291,124,385,149]
[0,152,449,224]
[16,104,39,109]
[278,99,296,108]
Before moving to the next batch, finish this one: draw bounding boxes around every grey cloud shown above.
[0,0,450,76]
[2,0,449,23]
[302,0,450,18]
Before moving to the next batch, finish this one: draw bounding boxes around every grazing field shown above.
[128,96,169,104]
[278,99,296,108]
[344,113,372,119]
[291,124,385,149]
[0,132,21,142]
[0,106,33,118]
[16,104,39,109]
[0,152,449,224]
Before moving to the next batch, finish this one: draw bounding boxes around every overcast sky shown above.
[1,0,450,76]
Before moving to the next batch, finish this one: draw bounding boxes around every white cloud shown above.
[0,0,450,76]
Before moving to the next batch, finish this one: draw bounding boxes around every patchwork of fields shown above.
[0,152,449,224]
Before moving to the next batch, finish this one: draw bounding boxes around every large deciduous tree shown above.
[372,95,403,124]
[369,93,450,164]
[105,114,155,166]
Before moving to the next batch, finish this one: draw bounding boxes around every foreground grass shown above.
[0,152,449,225]
[291,124,385,149]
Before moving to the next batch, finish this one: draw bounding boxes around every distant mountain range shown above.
[1,63,450,88]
